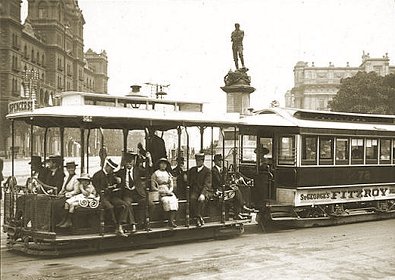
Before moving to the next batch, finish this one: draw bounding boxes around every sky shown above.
[21,0,395,112]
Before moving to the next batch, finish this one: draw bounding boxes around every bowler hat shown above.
[29,156,43,165]
[105,158,118,169]
[213,154,223,162]
[195,153,205,159]
[124,152,138,162]
[64,161,78,168]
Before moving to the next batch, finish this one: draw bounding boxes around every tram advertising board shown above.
[8,99,35,114]
[295,184,395,206]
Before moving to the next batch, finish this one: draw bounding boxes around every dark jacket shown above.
[187,166,212,197]
[212,165,225,192]
[115,167,146,198]
[92,169,118,197]
[43,168,64,193]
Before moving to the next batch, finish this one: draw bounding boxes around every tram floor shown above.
[1,219,394,280]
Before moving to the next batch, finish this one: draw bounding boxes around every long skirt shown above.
[160,194,179,211]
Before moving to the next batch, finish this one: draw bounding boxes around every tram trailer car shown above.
[238,108,395,229]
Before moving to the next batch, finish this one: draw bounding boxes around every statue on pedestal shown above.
[231,23,245,70]
[223,23,252,87]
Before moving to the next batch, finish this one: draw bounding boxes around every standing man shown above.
[187,153,212,227]
[231,23,245,70]
[92,158,128,237]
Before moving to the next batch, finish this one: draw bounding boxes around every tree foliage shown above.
[328,72,395,115]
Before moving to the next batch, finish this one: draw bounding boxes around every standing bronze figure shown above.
[231,23,245,69]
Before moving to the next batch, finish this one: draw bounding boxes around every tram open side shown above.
[3,105,249,255]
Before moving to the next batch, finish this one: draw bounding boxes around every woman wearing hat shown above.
[57,174,98,228]
[58,161,79,197]
[151,158,178,227]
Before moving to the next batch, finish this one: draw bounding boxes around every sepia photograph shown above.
[0,0,395,279]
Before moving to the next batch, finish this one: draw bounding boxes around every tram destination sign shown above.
[295,184,395,206]
[8,99,35,114]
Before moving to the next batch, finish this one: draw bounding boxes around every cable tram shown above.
[3,92,248,256]
[3,91,395,255]
[238,108,395,229]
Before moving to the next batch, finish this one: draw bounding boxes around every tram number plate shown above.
[295,185,395,206]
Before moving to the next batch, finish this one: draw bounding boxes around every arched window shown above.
[38,1,48,18]
[41,54,45,66]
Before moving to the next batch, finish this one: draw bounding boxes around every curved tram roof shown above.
[6,94,395,134]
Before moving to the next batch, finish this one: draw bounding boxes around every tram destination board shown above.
[295,184,395,206]
[8,99,35,114]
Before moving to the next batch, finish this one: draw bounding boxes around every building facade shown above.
[0,0,108,157]
[285,52,395,111]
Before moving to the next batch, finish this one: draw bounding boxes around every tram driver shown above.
[187,153,212,227]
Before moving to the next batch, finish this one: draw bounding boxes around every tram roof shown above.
[241,108,395,133]
[6,104,240,129]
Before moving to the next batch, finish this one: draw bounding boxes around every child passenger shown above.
[57,173,99,228]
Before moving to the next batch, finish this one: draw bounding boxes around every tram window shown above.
[319,137,333,165]
[241,134,257,162]
[379,139,391,164]
[351,138,364,164]
[257,137,273,166]
[278,136,295,165]
[301,136,317,165]
[335,138,349,165]
[366,139,378,164]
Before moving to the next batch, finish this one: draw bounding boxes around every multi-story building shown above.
[285,52,395,111]
[0,0,108,157]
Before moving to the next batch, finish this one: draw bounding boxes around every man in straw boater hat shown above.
[58,161,79,197]
[92,158,129,237]
[187,153,212,227]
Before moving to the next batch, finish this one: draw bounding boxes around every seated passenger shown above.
[58,161,79,197]
[171,156,187,199]
[29,156,48,182]
[187,153,212,227]
[57,174,99,228]
[92,158,129,237]
[42,155,65,194]
[151,158,178,227]
[212,154,247,219]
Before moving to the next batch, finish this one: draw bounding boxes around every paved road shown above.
[1,219,395,280]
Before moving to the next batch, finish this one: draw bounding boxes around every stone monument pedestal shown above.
[221,68,255,115]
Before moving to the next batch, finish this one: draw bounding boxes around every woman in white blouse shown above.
[151,158,178,227]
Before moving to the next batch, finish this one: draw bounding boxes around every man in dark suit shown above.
[43,155,65,194]
[187,153,212,227]
[212,154,245,219]
[117,152,151,228]
[92,158,129,236]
